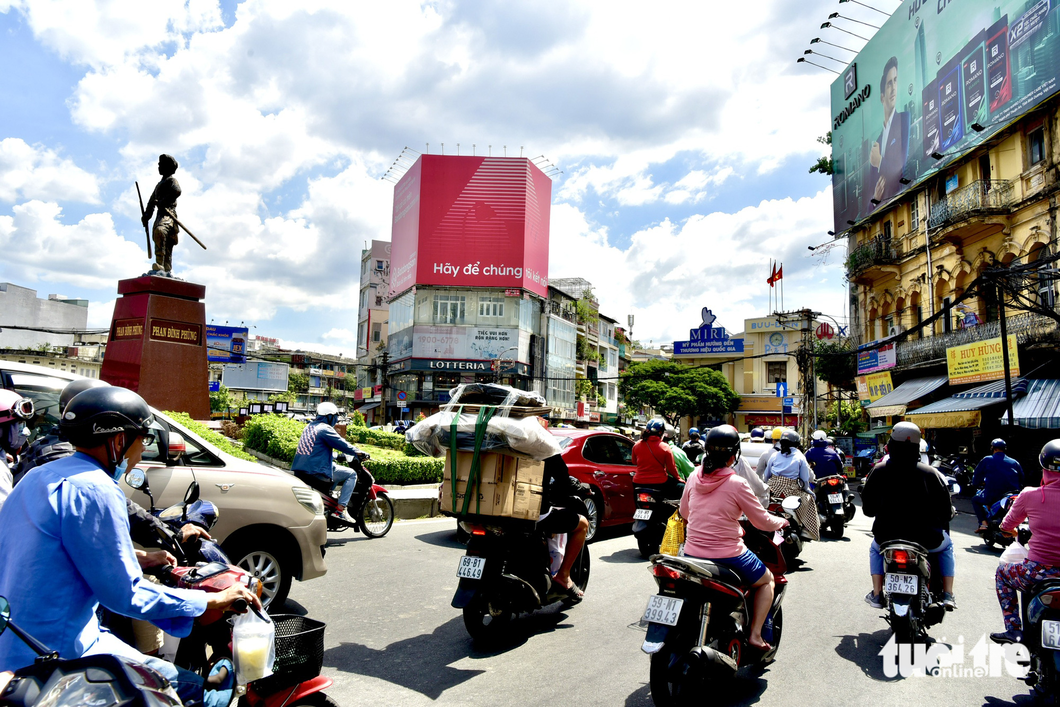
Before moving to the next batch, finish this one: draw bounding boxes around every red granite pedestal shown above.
[100,276,210,419]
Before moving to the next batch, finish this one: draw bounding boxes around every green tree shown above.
[209,385,235,413]
[288,372,309,394]
[268,390,296,404]
[351,410,367,427]
[814,339,857,391]
[618,360,740,425]
[825,398,867,435]
[808,132,833,176]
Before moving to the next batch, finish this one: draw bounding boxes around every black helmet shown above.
[59,378,111,415]
[703,425,741,472]
[60,386,153,449]
[780,429,801,452]
[991,438,1007,450]
[1040,440,1060,472]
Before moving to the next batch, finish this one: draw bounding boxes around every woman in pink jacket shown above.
[680,425,788,651]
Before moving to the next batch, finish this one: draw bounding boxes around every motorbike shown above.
[133,477,336,707]
[814,474,856,539]
[935,454,972,496]
[451,496,592,643]
[879,539,952,643]
[641,497,799,705]
[0,596,181,707]
[293,452,395,537]
[980,492,1020,549]
[633,486,681,559]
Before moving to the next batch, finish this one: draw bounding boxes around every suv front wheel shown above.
[226,539,293,610]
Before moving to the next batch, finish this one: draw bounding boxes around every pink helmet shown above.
[0,389,34,425]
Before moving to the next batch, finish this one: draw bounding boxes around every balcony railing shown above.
[847,236,897,276]
[896,311,1060,368]
[927,179,1014,230]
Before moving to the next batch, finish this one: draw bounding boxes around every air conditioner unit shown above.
[888,324,905,337]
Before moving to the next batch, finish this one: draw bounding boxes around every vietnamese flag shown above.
[767,262,777,287]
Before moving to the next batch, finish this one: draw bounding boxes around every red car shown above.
[552,429,638,541]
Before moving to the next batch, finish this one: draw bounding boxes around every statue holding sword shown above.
[137,154,206,276]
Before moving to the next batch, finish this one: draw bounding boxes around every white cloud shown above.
[0,139,102,203]
[87,298,115,328]
[322,328,356,342]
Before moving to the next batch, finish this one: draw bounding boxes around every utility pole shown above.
[379,350,390,426]
[997,281,1015,428]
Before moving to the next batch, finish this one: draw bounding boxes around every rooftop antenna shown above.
[457,143,460,155]
[473,143,476,156]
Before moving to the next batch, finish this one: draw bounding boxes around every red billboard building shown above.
[385,155,553,419]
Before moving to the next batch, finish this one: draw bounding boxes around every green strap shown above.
[460,405,498,515]
[449,405,463,510]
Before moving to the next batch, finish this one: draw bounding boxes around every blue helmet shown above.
[991,438,1007,450]
[749,427,765,440]
[688,427,700,438]
[645,419,665,436]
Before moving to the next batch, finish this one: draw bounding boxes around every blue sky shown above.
[0,0,899,352]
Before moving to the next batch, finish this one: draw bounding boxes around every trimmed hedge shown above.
[242,415,305,463]
[346,426,407,451]
[164,411,257,463]
[363,456,444,485]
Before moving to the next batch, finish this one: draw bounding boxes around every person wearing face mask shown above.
[0,390,35,511]
[0,386,260,706]
[990,440,1060,645]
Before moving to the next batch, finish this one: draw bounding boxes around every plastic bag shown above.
[659,510,686,556]
[547,532,568,576]
[999,540,1028,566]
[232,609,275,683]
[405,410,561,460]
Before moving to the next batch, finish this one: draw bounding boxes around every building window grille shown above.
[910,195,919,231]
[1030,127,1046,166]
[433,294,466,324]
[766,361,786,384]
[479,296,504,318]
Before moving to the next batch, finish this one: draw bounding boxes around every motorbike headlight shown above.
[293,487,324,516]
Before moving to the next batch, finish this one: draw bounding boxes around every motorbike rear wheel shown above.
[828,518,845,539]
[359,493,395,538]
[649,641,693,707]
[287,693,340,707]
[570,545,591,592]
[462,594,513,643]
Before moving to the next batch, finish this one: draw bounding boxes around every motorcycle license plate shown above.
[885,572,918,595]
[633,509,653,521]
[827,493,843,504]
[457,556,486,580]
[1043,620,1060,650]
[643,595,684,627]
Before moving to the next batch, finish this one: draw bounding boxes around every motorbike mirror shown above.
[781,496,801,512]
[183,481,200,506]
[125,467,147,491]
[0,596,8,636]
[946,477,961,495]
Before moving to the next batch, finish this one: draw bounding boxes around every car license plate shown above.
[1043,619,1060,650]
[885,572,918,595]
[827,493,843,504]
[643,595,684,626]
[457,556,485,580]
[633,508,652,520]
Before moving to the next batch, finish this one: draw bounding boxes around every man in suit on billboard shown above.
[866,56,910,213]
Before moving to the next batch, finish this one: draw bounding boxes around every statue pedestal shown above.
[100,276,210,419]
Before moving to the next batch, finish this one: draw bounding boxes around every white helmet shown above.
[890,421,921,445]
[812,430,828,441]
[317,402,339,417]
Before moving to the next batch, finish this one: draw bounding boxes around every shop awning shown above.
[357,402,380,412]
[1000,379,1060,429]
[865,376,948,418]
[904,378,1028,429]
[856,425,891,438]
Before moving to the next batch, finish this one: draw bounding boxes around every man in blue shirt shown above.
[0,386,258,705]
[972,438,1025,533]
[292,402,367,520]
[805,430,844,478]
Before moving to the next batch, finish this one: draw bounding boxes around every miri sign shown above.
[673,308,745,355]
[946,335,1019,385]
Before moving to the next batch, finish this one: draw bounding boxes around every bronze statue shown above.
[141,154,182,275]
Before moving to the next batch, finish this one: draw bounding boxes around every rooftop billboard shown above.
[206,325,247,363]
[830,0,1060,232]
[388,155,551,299]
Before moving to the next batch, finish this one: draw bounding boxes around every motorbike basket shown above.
[251,614,326,694]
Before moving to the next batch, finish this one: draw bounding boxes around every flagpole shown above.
[780,263,784,311]
[768,259,773,313]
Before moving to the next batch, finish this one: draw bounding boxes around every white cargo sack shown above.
[232,609,275,683]
[999,540,1028,567]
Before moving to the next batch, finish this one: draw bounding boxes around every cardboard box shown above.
[441,450,545,519]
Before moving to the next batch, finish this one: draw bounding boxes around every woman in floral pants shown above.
[991,440,1060,644]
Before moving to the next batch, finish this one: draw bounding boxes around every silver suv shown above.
[1,361,327,608]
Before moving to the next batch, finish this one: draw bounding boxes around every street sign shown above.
[396,390,407,402]
[401,407,410,413]
[776,382,787,397]
[783,397,795,406]
[783,406,792,414]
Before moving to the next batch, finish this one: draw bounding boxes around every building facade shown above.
[0,283,89,349]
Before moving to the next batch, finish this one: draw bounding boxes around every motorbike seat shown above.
[660,557,745,589]
[879,539,929,555]
[293,471,333,495]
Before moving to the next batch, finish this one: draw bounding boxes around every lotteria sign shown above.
[673,308,745,355]
[388,155,552,298]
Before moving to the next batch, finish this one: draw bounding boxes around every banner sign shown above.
[389,325,530,363]
[830,0,1060,231]
[112,318,144,341]
[946,334,1020,385]
[149,319,202,346]
[857,372,895,401]
[673,308,746,355]
[206,325,248,363]
[857,340,896,374]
